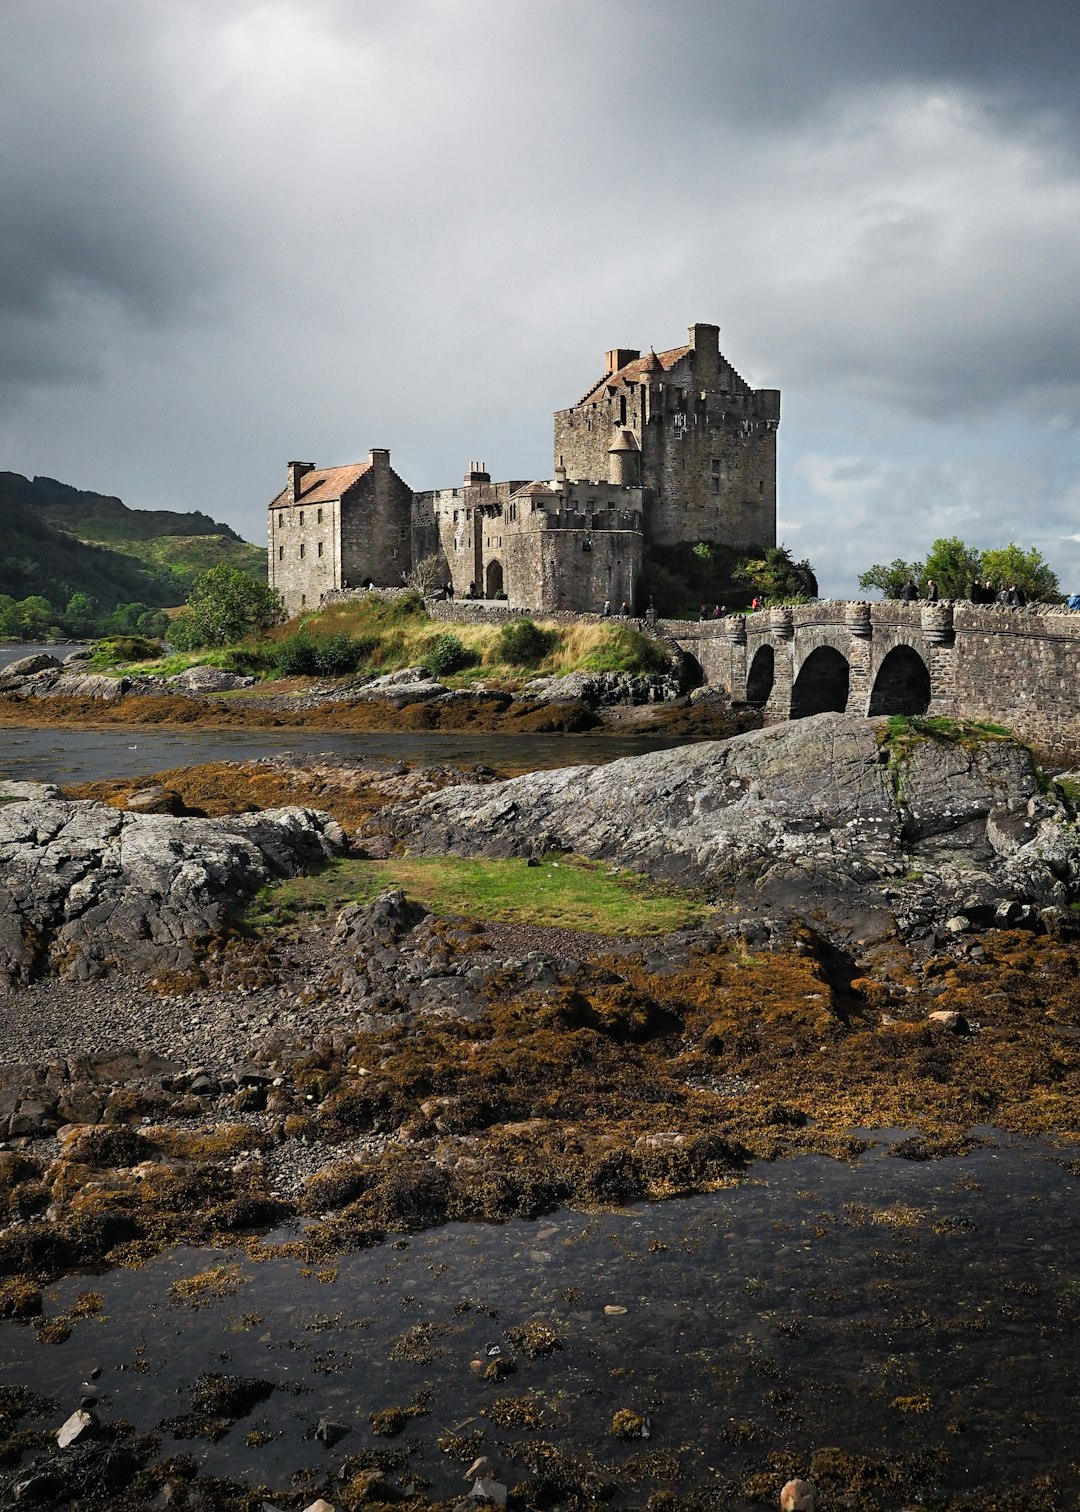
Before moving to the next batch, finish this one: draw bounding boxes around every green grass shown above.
[247,854,706,937]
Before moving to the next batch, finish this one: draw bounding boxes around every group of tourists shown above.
[898,578,1030,606]
[969,580,1028,606]
[600,600,633,617]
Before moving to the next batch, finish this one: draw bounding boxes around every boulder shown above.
[168,665,256,693]
[3,653,63,677]
[0,792,347,982]
[376,713,1080,946]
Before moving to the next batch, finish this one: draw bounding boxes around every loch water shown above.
[1,1133,1076,1505]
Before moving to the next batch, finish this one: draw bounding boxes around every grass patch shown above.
[248,854,706,937]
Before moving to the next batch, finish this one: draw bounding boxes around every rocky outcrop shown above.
[524,670,682,707]
[0,784,346,982]
[167,665,256,692]
[378,713,1080,944]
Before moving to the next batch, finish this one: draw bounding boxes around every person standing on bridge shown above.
[925,579,940,603]
[899,578,919,601]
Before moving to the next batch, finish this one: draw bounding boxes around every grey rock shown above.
[3,653,63,677]
[168,665,256,692]
[525,669,680,707]
[0,792,346,983]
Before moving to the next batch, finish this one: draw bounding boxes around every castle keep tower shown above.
[553,322,779,550]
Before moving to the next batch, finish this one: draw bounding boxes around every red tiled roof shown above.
[575,343,692,406]
[270,462,371,507]
[511,480,557,498]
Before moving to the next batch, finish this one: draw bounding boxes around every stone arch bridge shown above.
[662,601,1080,761]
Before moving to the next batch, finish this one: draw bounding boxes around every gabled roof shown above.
[271,462,371,507]
[575,343,692,407]
[511,480,557,499]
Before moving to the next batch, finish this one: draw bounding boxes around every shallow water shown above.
[0,640,88,671]
[2,1132,1076,1503]
[0,724,685,786]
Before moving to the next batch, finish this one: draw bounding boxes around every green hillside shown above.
[0,472,266,637]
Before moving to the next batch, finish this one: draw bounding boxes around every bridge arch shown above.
[868,643,931,716]
[745,644,775,706]
[790,645,850,719]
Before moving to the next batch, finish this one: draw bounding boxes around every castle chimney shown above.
[368,447,390,470]
[606,348,640,375]
[689,323,720,387]
[287,461,314,503]
[464,461,491,486]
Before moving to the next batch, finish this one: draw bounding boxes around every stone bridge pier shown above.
[661,601,1080,761]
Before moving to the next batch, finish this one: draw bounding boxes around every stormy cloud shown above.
[2,0,1078,595]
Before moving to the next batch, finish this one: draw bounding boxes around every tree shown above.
[168,564,283,650]
[858,537,1061,602]
[64,591,98,634]
[15,595,54,638]
[921,537,982,600]
[405,554,445,594]
[735,544,818,602]
[979,544,1059,601]
[858,558,924,600]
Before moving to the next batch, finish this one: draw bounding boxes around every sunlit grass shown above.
[248,853,707,937]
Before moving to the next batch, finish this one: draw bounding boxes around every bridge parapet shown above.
[663,602,1080,759]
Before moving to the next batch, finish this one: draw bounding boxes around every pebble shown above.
[780,1480,816,1512]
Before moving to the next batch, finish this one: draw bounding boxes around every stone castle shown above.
[268,322,779,615]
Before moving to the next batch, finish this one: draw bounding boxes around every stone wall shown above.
[339,453,414,593]
[270,497,340,613]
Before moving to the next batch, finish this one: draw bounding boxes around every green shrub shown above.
[425,633,478,677]
[90,635,163,667]
[495,619,560,666]
[272,632,375,677]
[580,627,673,675]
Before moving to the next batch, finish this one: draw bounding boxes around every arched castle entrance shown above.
[485,560,504,599]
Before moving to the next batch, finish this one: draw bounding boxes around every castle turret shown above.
[607,428,641,486]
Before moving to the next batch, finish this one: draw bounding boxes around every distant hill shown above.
[0,472,266,615]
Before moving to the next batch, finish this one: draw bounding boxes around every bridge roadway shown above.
[662,600,1080,761]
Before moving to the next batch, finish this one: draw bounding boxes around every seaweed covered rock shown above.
[0,787,346,982]
[377,713,1080,944]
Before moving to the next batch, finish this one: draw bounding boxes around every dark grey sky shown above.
[2,0,1078,595]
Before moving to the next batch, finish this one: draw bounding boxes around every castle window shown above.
[317,508,323,524]
[301,593,306,606]
[711,477,720,494]
[317,541,324,557]
[278,513,284,528]
[453,510,459,522]
[711,458,721,473]
[278,545,284,560]
[619,395,627,425]
[299,543,305,559]
[299,511,304,526]
[759,480,765,494]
